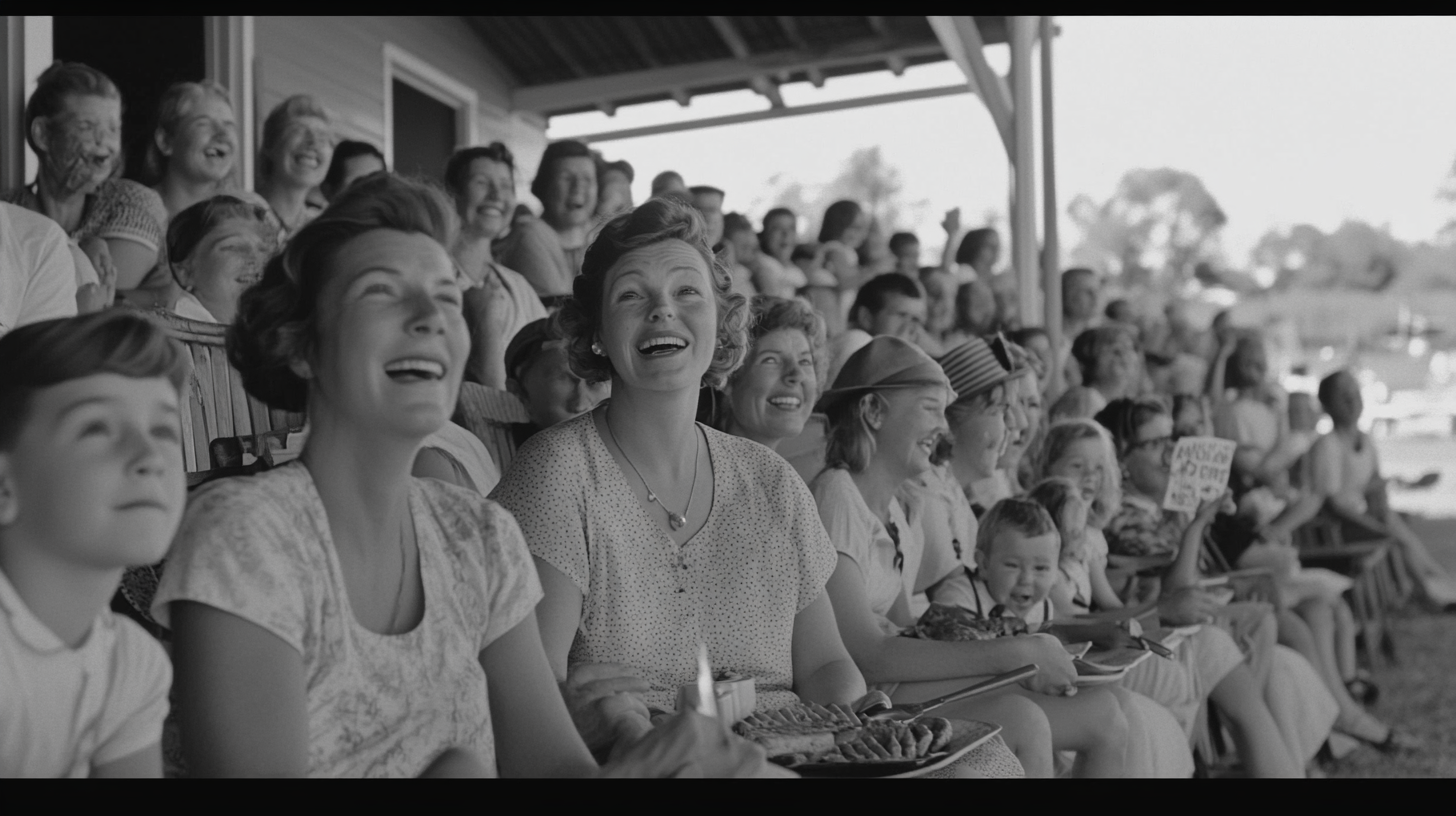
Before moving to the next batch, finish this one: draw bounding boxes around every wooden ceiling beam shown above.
[615,17,660,69]
[709,15,784,108]
[514,39,947,115]
[526,15,592,79]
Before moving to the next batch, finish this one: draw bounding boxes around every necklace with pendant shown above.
[605,406,698,532]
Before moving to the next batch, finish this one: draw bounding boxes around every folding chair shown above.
[1294,516,1397,670]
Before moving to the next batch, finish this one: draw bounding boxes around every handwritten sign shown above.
[1162,436,1237,514]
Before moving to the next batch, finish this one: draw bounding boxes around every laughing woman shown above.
[489,199,888,769]
[255,95,335,240]
[717,295,826,453]
[152,176,747,777]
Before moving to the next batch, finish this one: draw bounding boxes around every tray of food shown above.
[735,703,1002,778]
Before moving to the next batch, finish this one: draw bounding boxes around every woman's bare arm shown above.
[482,611,600,778]
[790,590,868,706]
[170,601,310,777]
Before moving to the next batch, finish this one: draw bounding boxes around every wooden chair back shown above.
[152,310,305,479]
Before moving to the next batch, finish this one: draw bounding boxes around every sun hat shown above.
[936,334,1027,403]
[816,335,956,412]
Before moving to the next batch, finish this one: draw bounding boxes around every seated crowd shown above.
[3,61,1451,778]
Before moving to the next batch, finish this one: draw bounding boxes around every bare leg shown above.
[1006,686,1130,778]
[1332,599,1358,682]
[1290,601,1391,742]
[1278,610,1360,715]
[1386,512,1447,577]
[893,682,1052,778]
[1209,665,1302,778]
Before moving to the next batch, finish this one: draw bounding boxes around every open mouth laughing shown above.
[636,334,688,357]
[384,357,447,382]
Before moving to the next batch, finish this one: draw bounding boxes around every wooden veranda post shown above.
[1040,15,1062,388]
[1009,16,1039,328]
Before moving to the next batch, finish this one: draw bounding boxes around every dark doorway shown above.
[391,79,457,183]
[53,16,207,185]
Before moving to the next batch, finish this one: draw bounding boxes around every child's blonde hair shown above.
[1032,418,1122,527]
[1026,477,1089,564]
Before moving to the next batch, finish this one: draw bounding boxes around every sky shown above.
[548,16,1456,267]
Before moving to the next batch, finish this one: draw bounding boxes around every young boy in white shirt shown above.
[0,310,188,777]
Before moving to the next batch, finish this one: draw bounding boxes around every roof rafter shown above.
[775,17,823,86]
[708,15,784,108]
[513,39,947,116]
[615,17,660,69]
[526,16,592,79]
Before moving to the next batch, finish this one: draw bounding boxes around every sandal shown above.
[1334,712,1420,755]
[1345,674,1379,707]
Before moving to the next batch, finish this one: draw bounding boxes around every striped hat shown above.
[936,334,1024,402]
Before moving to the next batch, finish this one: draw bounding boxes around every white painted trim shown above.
[381,41,478,168]
[205,16,255,191]
[0,16,53,188]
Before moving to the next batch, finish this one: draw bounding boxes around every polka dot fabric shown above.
[491,411,837,711]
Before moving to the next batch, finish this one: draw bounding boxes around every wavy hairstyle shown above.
[228,173,458,412]
[1070,323,1137,386]
[1032,418,1123,527]
[556,196,748,390]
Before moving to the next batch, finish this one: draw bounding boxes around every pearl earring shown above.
[592,342,604,356]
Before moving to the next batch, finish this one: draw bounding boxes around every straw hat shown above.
[936,334,1025,403]
[816,335,956,412]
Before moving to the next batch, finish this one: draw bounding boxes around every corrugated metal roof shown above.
[464,15,1009,117]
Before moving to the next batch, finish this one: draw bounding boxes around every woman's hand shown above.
[76,236,117,312]
[1156,586,1220,626]
[1194,489,1234,525]
[559,662,653,756]
[1014,632,1079,697]
[601,711,776,778]
[941,207,962,237]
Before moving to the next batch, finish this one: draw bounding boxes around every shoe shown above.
[1345,674,1379,706]
[1334,712,1420,755]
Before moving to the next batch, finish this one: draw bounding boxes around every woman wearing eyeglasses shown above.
[1094,397,1391,765]
[808,336,1208,778]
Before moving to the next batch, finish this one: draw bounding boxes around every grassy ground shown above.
[1323,513,1456,778]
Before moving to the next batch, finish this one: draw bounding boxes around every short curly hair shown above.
[1070,323,1137,386]
[556,196,748,389]
[228,173,459,412]
[733,295,827,388]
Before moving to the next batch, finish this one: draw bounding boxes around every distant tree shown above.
[1438,155,1456,245]
[758,147,911,241]
[1066,168,1227,289]
[1250,219,1456,293]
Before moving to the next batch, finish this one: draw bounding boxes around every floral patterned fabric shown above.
[152,461,541,777]
[1104,493,1190,559]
